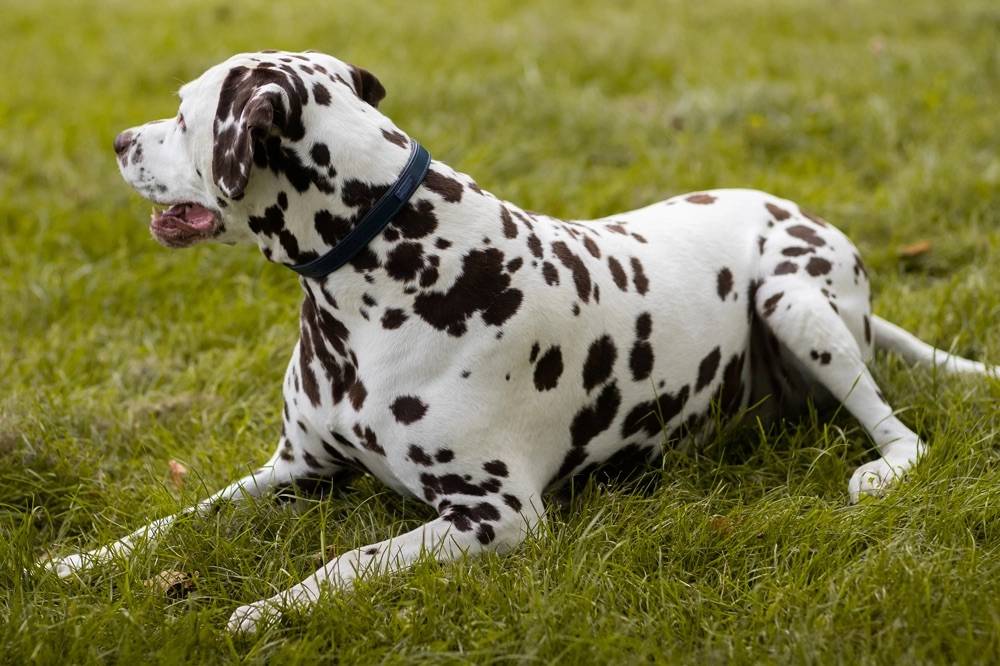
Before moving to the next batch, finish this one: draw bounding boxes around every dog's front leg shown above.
[42,444,319,578]
[228,498,544,634]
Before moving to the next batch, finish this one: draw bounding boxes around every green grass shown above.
[2,0,999,662]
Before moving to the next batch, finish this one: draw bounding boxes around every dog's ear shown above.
[349,65,386,108]
[212,92,277,200]
[212,66,306,200]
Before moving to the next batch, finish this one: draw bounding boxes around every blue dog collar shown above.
[289,141,431,278]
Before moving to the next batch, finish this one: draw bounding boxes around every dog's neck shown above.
[243,126,525,329]
[241,123,414,265]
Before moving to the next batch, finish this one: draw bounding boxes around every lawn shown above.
[1,0,999,662]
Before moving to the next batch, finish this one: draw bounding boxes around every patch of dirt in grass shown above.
[127,393,221,420]
[0,429,20,455]
[0,409,24,455]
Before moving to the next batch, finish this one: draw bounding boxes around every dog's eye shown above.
[177,113,187,132]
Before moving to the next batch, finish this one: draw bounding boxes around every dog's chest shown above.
[283,299,462,494]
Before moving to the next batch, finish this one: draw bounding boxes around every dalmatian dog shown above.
[45,50,995,633]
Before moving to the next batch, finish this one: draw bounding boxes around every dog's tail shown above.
[872,315,996,377]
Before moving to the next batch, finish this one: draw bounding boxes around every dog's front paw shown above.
[848,456,910,503]
[41,552,92,578]
[227,599,283,635]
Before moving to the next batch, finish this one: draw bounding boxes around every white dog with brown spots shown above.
[44,50,996,633]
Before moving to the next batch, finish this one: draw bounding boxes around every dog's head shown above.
[115,50,394,255]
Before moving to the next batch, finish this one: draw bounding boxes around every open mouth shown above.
[149,203,221,248]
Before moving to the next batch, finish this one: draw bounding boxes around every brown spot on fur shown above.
[762,292,784,317]
[483,460,509,477]
[629,340,653,381]
[424,170,463,203]
[542,261,559,286]
[557,383,622,477]
[348,381,367,410]
[413,248,523,335]
[391,396,428,424]
[766,202,791,220]
[533,346,564,391]
[527,234,543,259]
[608,257,627,291]
[715,353,746,415]
[582,335,617,393]
[636,313,652,340]
[774,261,798,275]
[806,256,832,276]
[630,257,649,295]
[391,200,438,240]
[382,308,407,329]
[420,267,439,287]
[500,207,518,239]
[810,350,832,365]
[787,225,826,247]
[621,384,689,438]
[312,82,331,105]
[552,241,592,303]
[381,128,408,148]
[386,242,425,282]
[408,444,433,466]
[717,268,734,300]
[696,347,721,392]
[354,424,385,455]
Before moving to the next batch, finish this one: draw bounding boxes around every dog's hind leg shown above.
[227,491,545,634]
[754,279,925,503]
[42,435,347,578]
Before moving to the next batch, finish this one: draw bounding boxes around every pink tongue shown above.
[170,203,215,231]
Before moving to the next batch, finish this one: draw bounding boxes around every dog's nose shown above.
[113,131,133,157]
